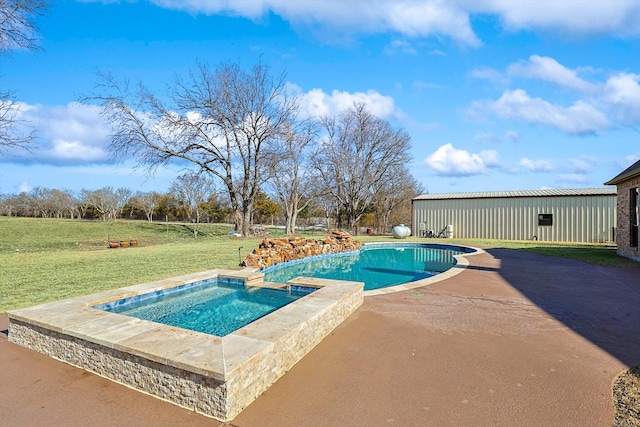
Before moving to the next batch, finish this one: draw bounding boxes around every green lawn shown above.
[1,217,637,312]
[0,217,323,311]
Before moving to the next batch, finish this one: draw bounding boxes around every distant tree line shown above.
[0,185,229,223]
[0,173,418,235]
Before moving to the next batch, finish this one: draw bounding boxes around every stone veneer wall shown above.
[8,282,363,421]
[9,320,230,418]
[616,177,640,262]
[224,284,363,416]
[242,231,364,269]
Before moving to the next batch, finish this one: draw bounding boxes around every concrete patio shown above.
[2,248,639,426]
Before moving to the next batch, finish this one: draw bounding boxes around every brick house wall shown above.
[615,177,640,261]
[606,160,640,262]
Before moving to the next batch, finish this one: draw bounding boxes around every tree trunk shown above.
[348,212,360,236]
[289,210,299,235]
[285,203,295,235]
[233,208,243,233]
[241,206,252,237]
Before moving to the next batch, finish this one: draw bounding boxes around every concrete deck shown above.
[2,248,640,426]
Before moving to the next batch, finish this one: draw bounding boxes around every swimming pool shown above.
[8,245,480,420]
[94,278,314,336]
[8,269,363,421]
[264,243,475,291]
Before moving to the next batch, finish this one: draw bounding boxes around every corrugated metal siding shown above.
[413,187,616,200]
[412,194,617,243]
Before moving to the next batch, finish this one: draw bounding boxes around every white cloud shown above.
[144,1,640,47]
[474,89,609,134]
[47,139,106,161]
[477,0,640,37]
[507,55,597,93]
[151,0,269,18]
[425,143,500,176]
[520,158,553,172]
[18,181,32,193]
[4,102,111,164]
[152,0,481,46]
[469,56,640,132]
[287,84,399,119]
[568,155,598,174]
[469,67,508,85]
[602,72,640,124]
[384,39,418,55]
[383,1,480,46]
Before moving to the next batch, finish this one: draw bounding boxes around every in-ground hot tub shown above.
[7,269,363,421]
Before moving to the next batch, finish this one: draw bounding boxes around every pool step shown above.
[250,281,287,290]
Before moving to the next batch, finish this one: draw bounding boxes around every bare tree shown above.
[170,171,216,236]
[30,186,51,217]
[313,190,340,230]
[93,187,118,221]
[314,103,412,233]
[0,193,10,216]
[0,0,46,151]
[115,187,132,218]
[264,121,318,235]
[77,188,93,218]
[7,191,34,216]
[374,170,423,232]
[88,60,298,236]
[0,0,46,52]
[29,187,77,218]
[83,187,121,221]
[132,191,161,222]
[49,188,77,218]
[0,91,34,151]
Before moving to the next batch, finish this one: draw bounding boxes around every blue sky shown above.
[2,0,640,196]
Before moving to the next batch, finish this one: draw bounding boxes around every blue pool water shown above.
[95,279,313,336]
[264,243,471,291]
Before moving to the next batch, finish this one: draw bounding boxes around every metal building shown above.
[412,188,617,243]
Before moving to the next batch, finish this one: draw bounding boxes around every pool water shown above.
[264,244,467,291]
[98,280,312,336]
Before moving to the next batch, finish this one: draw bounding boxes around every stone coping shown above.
[263,241,484,297]
[7,269,363,383]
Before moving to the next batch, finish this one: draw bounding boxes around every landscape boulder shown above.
[241,230,363,269]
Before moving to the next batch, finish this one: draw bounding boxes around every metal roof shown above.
[604,159,640,186]
[413,187,617,201]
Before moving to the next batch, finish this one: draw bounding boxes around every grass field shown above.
[1,217,637,312]
[0,217,328,311]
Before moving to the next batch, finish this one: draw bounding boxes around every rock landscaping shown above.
[613,365,640,426]
[241,231,363,269]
